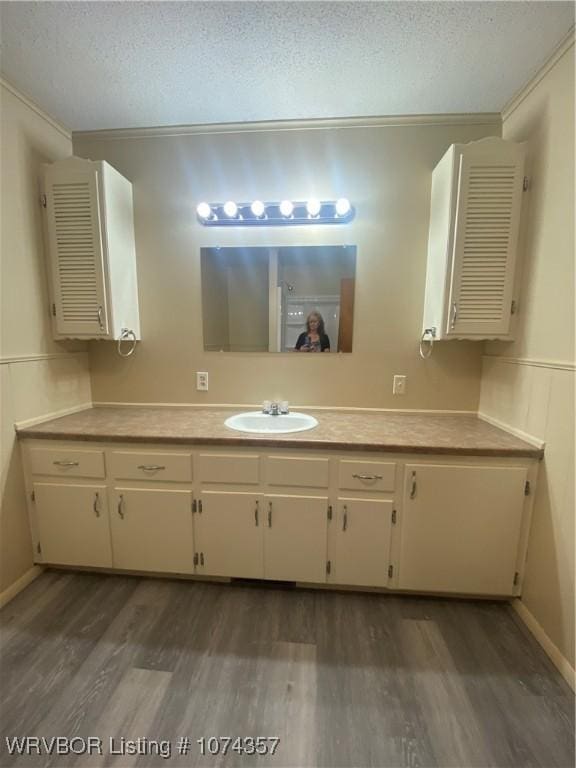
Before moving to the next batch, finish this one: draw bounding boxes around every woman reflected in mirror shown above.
[295,311,330,352]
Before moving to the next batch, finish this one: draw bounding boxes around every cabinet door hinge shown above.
[327,505,332,521]
[193,553,199,567]
[326,560,331,575]
[391,509,397,525]
[40,193,47,208]
[51,303,56,317]
[524,481,531,496]
[513,571,520,586]
[192,498,197,513]
[511,300,517,315]
[31,490,35,502]
[388,565,393,578]
[200,552,204,566]
[36,542,42,555]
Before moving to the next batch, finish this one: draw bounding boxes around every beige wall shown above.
[74,118,501,408]
[0,82,92,594]
[480,42,575,672]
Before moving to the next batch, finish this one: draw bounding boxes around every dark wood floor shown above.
[0,571,574,768]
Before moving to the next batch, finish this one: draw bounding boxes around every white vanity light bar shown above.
[196,200,355,226]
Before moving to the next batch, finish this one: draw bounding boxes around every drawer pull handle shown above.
[255,500,259,527]
[342,505,348,532]
[117,494,125,519]
[137,464,166,472]
[410,471,417,499]
[352,473,383,481]
[53,460,79,467]
[268,501,272,528]
[93,492,100,517]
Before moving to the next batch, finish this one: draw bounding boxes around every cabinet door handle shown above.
[137,464,166,472]
[352,473,383,481]
[450,302,458,330]
[117,494,125,519]
[342,505,348,532]
[254,500,259,527]
[93,492,100,517]
[268,501,272,528]
[409,471,417,499]
[97,305,104,330]
[53,460,79,467]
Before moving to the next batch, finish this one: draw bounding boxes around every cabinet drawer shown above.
[338,460,396,492]
[110,451,192,482]
[29,447,105,479]
[198,453,260,484]
[267,456,329,488]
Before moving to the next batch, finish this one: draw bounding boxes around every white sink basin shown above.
[225,411,318,434]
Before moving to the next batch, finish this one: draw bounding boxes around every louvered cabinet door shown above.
[447,150,525,338]
[45,162,109,337]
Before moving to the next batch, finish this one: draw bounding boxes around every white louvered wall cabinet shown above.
[422,137,526,340]
[43,157,140,340]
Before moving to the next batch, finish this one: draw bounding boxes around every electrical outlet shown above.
[196,372,209,391]
[393,375,406,395]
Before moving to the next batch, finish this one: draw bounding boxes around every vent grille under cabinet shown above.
[455,164,518,324]
[52,182,101,324]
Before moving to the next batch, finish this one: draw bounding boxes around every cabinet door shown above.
[332,498,393,587]
[264,495,328,583]
[399,464,527,595]
[44,159,109,337]
[448,143,525,338]
[110,488,194,574]
[34,482,112,567]
[197,491,263,579]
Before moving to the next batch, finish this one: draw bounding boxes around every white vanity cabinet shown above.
[264,494,328,582]
[110,488,195,574]
[399,463,528,596]
[21,440,538,598]
[195,453,329,582]
[33,482,112,568]
[196,491,264,579]
[331,498,393,587]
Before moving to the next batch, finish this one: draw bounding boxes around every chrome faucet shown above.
[262,400,289,415]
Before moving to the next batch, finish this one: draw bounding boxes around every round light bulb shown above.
[306,198,321,217]
[223,201,238,218]
[335,198,351,216]
[251,200,266,218]
[196,202,212,219]
[279,200,294,217]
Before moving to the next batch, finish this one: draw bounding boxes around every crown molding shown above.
[73,113,501,142]
[502,27,575,122]
[0,77,71,140]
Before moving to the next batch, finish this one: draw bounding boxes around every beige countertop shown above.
[16,406,543,458]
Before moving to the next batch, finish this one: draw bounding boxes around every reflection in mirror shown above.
[201,246,356,353]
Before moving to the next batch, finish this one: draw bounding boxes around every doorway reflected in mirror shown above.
[200,246,356,353]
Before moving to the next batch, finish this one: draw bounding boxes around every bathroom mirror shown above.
[201,246,356,352]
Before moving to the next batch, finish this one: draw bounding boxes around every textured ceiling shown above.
[0,1,574,132]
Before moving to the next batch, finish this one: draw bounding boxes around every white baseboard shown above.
[511,598,575,691]
[14,402,93,430]
[478,412,545,449]
[0,566,44,609]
